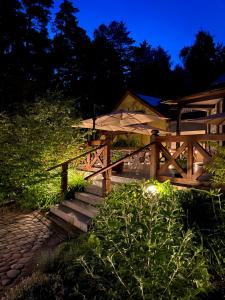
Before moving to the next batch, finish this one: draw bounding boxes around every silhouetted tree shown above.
[0,0,25,110]
[85,34,125,113]
[94,21,135,76]
[180,31,217,91]
[20,0,53,100]
[129,41,171,97]
[53,0,91,98]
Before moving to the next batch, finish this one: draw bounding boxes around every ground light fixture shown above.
[146,184,158,194]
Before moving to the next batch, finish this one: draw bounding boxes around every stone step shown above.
[85,184,103,196]
[75,192,104,205]
[111,175,140,184]
[47,213,81,238]
[50,204,91,232]
[63,199,98,218]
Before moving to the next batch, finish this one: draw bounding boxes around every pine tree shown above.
[0,0,25,110]
[20,0,53,101]
[129,41,171,97]
[53,0,91,96]
[94,21,134,76]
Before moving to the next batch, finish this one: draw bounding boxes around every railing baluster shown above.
[187,141,193,180]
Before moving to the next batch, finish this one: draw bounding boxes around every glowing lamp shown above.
[146,184,158,194]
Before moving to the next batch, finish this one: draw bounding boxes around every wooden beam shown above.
[158,144,187,178]
[157,175,210,187]
[150,142,159,178]
[156,133,225,143]
[193,141,211,162]
[187,141,193,179]
[159,142,187,174]
[182,104,215,109]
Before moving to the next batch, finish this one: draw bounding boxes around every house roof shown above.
[163,86,225,107]
[114,91,174,119]
[135,93,160,107]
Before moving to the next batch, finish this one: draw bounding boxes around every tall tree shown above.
[53,0,91,97]
[129,41,171,97]
[0,0,25,110]
[180,31,218,91]
[20,0,54,100]
[86,34,125,113]
[94,21,135,75]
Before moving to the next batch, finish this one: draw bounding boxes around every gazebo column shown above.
[102,139,112,196]
[176,107,182,149]
[150,130,159,178]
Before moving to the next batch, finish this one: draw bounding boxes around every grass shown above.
[19,168,89,211]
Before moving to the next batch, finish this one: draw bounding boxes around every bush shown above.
[177,188,225,278]
[86,181,210,299]
[29,181,211,300]
[0,91,87,209]
[206,145,225,186]
[7,272,64,300]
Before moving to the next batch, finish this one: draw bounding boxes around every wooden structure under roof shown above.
[163,86,225,135]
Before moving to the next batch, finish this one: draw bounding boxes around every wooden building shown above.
[113,91,170,145]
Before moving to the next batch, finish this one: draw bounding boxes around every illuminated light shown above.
[194,150,198,154]
[146,184,158,194]
[168,164,174,169]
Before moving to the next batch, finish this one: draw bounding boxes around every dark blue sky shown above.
[53,0,225,66]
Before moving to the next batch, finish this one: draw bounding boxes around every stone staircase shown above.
[49,174,139,233]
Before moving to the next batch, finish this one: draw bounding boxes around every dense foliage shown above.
[10,181,220,300]
[1,1,225,113]
[205,145,225,187]
[0,91,87,208]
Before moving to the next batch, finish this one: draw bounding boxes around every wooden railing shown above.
[48,132,225,199]
[47,144,107,197]
[85,143,154,194]
[153,133,225,186]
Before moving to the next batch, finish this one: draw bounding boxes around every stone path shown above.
[0,210,66,297]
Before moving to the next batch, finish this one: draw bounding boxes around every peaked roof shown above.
[131,92,175,119]
[114,91,174,118]
[135,93,160,107]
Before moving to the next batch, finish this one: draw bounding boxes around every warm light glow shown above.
[146,184,158,194]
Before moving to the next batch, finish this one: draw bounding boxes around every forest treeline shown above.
[1,0,225,116]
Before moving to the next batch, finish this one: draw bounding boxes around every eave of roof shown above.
[163,86,225,106]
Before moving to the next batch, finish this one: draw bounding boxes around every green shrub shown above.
[177,188,225,278]
[7,272,64,300]
[66,170,89,199]
[13,181,214,299]
[0,91,87,209]
[35,181,211,300]
[206,145,225,186]
[86,180,210,299]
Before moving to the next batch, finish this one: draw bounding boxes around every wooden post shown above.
[187,141,193,180]
[176,107,182,148]
[86,152,91,170]
[61,163,68,199]
[102,143,111,196]
[150,130,159,178]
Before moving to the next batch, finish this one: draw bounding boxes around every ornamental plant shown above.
[86,180,210,299]
[0,91,87,208]
[10,181,213,299]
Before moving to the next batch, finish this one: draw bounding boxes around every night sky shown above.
[53,0,225,66]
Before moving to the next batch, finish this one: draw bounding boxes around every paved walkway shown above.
[0,210,65,297]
